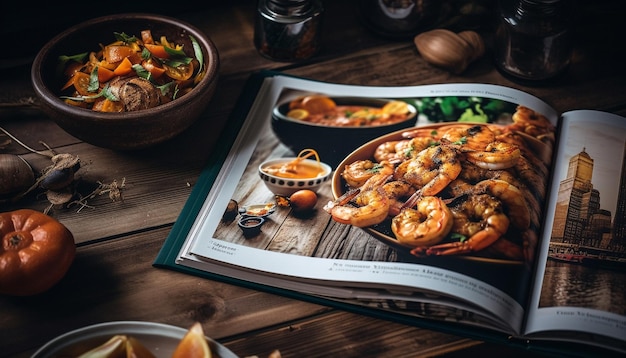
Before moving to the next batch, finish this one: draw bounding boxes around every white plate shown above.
[32,321,239,358]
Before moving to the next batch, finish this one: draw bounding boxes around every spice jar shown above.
[254,0,323,61]
[494,0,574,82]
[359,0,441,39]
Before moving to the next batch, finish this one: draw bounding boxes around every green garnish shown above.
[88,66,100,92]
[190,35,203,74]
[114,32,139,43]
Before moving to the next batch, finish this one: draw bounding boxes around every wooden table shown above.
[1,1,625,357]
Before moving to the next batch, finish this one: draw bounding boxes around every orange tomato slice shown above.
[287,108,309,120]
[142,59,166,79]
[164,62,194,81]
[68,72,93,96]
[382,100,410,115]
[300,95,336,115]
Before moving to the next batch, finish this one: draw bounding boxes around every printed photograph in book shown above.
[540,114,626,315]
[209,87,556,305]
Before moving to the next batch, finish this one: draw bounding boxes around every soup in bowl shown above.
[271,96,417,167]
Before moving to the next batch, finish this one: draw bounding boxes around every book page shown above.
[524,110,626,350]
[179,74,559,334]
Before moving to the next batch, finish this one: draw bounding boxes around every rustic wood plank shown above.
[221,310,482,358]
[0,227,330,357]
[2,2,625,358]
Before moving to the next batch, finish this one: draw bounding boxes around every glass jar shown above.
[494,0,574,82]
[254,0,323,61]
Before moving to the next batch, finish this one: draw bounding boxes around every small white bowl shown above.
[258,157,332,197]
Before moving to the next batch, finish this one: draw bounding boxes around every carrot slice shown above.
[100,99,124,112]
[97,66,115,83]
[144,43,169,59]
[141,30,154,44]
[113,57,133,76]
[103,45,136,63]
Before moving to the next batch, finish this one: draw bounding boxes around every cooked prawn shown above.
[374,137,435,163]
[473,179,530,229]
[324,174,391,227]
[381,180,417,216]
[374,140,404,163]
[511,105,555,138]
[391,195,453,248]
[441,124,496,151]
[341,159,393,188]
[513,155,547,200]
[414,193,510,256]
[395,144,462,196]
[465,141,521,170]
[460,164,541,229]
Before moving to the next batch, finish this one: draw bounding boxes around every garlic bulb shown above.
[0,154,35,197]
[414,29,485,74]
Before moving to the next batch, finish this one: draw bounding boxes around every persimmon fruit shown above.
[0,209,75,296]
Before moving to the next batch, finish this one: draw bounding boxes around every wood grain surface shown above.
[1,1,624,357]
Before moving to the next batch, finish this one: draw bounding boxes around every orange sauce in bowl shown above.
[261,160,327,179]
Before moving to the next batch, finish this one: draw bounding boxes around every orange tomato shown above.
[0,209,75,296]
[64,71,93,96]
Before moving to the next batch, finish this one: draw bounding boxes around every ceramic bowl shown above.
[31,13,219,150]
[32,321,237,358]
[271,96,417,167]
[258,157,332,197]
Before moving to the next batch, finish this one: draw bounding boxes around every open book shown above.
[154,71,626,356]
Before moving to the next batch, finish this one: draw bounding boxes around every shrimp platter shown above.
[324,106,555,264]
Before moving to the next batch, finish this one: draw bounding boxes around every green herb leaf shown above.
[114,32,138,43]
[163,46,187,58]
[190,35,203,74]
[156,81,178,97]
[141,47,152,60]
[57,53,88,76]
[450,233,467,242]
[163,57,192,68]
[101,84,118,101]
[132,64,152,81]
[88,66,100,92]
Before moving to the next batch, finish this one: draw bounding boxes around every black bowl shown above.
[31,13,219,150]
[271,97,417,168]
